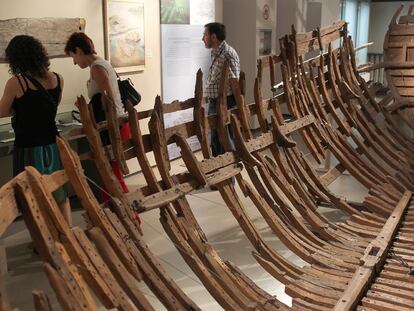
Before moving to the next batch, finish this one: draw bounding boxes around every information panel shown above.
[160,0,215,158]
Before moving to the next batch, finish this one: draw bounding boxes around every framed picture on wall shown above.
[103,0,145,73]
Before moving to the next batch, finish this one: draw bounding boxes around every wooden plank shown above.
[160,207,242,311]
[192,69,212,158]
[14,181,58,263]
[49,242,99,311]
[41,170,68,193]
[43,262,85,311]
[163,98,194,114]
[129,163,242,212]
[103,209,193,310]
[334,191,412,310]
[0,177,20,236]
[72,227,139,311]
[320,163,346,186]
[84,227,154,311]
[32,290,53,311]
[102,94,129,175]
[361,297,413,311]
[76,96,126,198]
[173,133,207,186]
[0,270,11,311]
[0,18,85,61]
[25,166,124,310]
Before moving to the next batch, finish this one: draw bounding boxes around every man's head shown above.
[203,22,226,49]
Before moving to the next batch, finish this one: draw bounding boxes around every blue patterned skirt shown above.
[13,143,68,203]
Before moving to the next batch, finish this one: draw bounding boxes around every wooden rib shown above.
[74,227,146,310]
[160,207,244,311]
[0,268,11,311]
[56,137,198,310]
[192,69,212,158]
[83,227,154,311]
[101,94,129,174]
[0,176,20,236]
[24,166,124,310]
[148,104,291,309]
[32,290,53,311]
[55,138,143,280]
[43,262,85,311]
[76,95,126,200]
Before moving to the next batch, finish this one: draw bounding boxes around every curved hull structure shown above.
[1,17,414,311]
[383,5,414,128]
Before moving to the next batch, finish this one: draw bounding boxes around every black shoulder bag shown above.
[116,72,141,109]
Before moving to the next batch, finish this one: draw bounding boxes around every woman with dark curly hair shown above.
[0,35,71,226]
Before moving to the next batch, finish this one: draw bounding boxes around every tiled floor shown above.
[1,151,368,310]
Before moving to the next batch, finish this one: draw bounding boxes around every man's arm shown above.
[226,50,241,79]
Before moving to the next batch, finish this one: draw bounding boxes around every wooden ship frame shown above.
[1,18,414,311]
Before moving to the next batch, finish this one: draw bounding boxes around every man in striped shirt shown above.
[203,22,240,158]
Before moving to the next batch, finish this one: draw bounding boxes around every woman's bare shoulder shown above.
[5,76,22,92]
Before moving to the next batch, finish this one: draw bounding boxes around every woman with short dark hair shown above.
[0,35,71,225]
[64,32,125,119]
[64,32,139,223]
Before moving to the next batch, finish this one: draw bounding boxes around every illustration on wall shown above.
[161,0,190,24]
[103,0,145,73]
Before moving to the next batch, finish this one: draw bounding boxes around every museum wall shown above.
[223,0,257,105]
[276,0,340,48]
[207,0,341,106]
[0,0,225,128]
[368,1,414,54]
[0,0,224,177]
[0,0,162,126]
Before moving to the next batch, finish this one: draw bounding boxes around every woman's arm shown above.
[57,73,64,105]
[0,77,18,117]
[90,65,116,101]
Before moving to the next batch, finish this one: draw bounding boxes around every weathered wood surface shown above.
[2,14,414,311]
[32,290,53,311]
[0,18,85,62]
[0,177,20,236]
[334,191,412,310]
[383,5,414,115]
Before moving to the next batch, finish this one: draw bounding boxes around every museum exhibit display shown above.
[1,1,414,310]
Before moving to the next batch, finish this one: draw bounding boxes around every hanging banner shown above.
[160,0,215,158]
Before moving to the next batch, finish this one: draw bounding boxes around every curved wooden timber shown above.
[1,17,414,311]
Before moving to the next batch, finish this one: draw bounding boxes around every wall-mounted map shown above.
[0,17,86,62]
[104,0,145,73]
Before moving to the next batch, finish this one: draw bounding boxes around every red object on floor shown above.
[101,122,141,224]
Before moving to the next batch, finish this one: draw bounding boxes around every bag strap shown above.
[23,74,57,106]
[114,70,134,86]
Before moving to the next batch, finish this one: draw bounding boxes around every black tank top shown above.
[12,73,61,147]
